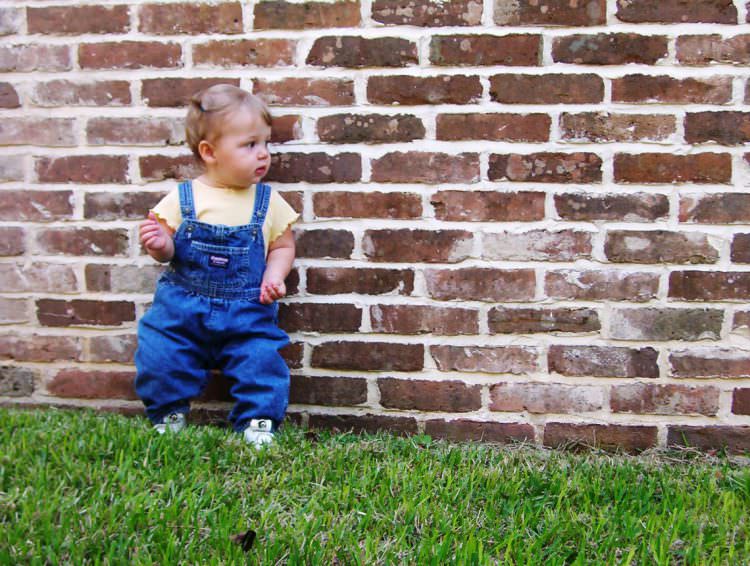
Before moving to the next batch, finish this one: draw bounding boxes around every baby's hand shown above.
[140,213,171,251]
[260,278,286,305]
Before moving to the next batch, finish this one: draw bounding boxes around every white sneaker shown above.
[243,419,275,448]
[154,412,186,434]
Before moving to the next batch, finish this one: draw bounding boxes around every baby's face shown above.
[209,108,272,189]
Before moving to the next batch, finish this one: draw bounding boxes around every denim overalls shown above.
[135,180,290,433]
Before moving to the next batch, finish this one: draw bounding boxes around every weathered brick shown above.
[267,152,360,184]
[318,114,425,144]
[0,227,25,256]
[490,74,603,104]
[0,300,28,324]
[430,34,541,66]
[0,118,76,147]
[254,78,354,106]
[379,378,481,412]
[555,192,669,221]
[544,423,657,453]
[371,305,479,335]
[669,271,750,301]
[311,341,423,371]
[139,2,242,34]
[734,311,750,333]
[36,300,135,327]
[272,116,303,144]
[0,155,24,182]
[685,112,750,145]
[432,190,544,222]
[30,80,131,107]
[545,270,659,302]
[489,307,600,334]
[142,77,239,107]
[605,230,719,264]
[0,191,73,222]
[491,382,604,413]
[489,153,602,183]
[279,303,362,332]
[290,375,367,406]
[86,117,184,146]
[281,342,303,369]
[0,334,81,363]
[437,113,550,142]
[560,112,676,143]
[614,153,731,184]
[35,155,129,184]
[670,348,750,378]
[314,191,422,219]
[295,229,354,259]
[86,334,137,363]
[732,234,750,263]
[424,419,534,443]
[363,229,472,264]
[732,389,750,415]
[548,345,659,378]
[553,33,667,65]
[0,263,77,293]
[616,0,737,24]
[47,369,136,400]
[680,193,750,224]
[28,5,130,34]
[84,192,164,221]
[426,268,536,302]
[254,1,361,29]
[372,152,479,184]
[0,82,19,108]
[484,230,592,261]
[85,264,164,293]
[306,267,414,296]
[36,228,129,257]
[308,37,417,68]
[0,44,70,72]
[612,75,732,105]
[373,0,482,26]
[495,0,606,26]
[612,383,719,416]
[0,366,35,397]
[667,426,750,454]
[79,41,182,70]
[368,75,482,105]
[194,39,294,68]
[678,34,750,66]
[431,345,539,374]
[308,413,418,435]
[610,308,723,341]
[0,7,21,35]
[139,155,202,182]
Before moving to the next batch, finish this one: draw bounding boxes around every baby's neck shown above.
[196,173,251,191]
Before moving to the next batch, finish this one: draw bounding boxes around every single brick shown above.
[363,229,472,263]
[430,34,541,66]
[437,113,550,142]
[553,33,668,65]
[379,378,481,412]
[31,80,131,107]
[86,334,137,363]
[0,155,24,182]
[495,0,606,26]
[368,75,482,105]
[0,117,76,147]
[36,228,129,257]
[560,112,676,143]
[548,345,659,378]
[35,155,129,184]
[86,117,184,146]
[612,75,732,105]
[85,192,165,221]
[544,423,657,453]
[667,426,750,454]
[85,264,164,293]
[0,82,19,108]
[731,234,750,263]
[614,153,731,184]
[489,307,600,334]
[424,420,534,443]
[308,413,418,436]
[0,263,77,293]
[140,155,202,182]
[483,229,592,261]
[371,152,479,184]
[0,334,81,363]
[278,303,362,332]
[194,39,295,68]
[372,0,482,26]
[79,41,182,70]
[254,1,361,29]
[432,190,545,222]
[307,36,417,68]
[491,382,604,414]
[616,0,737,24]
[266,152,361,183]
[425,268,536,301]
[609,308,723,341]
[370,305,479,335]
[0,191,73,222]
[47,369,137,400]
[142,77,240,107]
[612,383,719,416]
[685,112,750,145]
[28,5,130,34]
[680,193,750,223]
[272,115,303,144]
[290,375,367,406]
[0,44,70,72]
[0,227,24,256]
[311,341,424,371]
[282,343,303,369]
[670,348,750,378]
[490,74,603,104]
[555,192,669,221]
[678,34,750,66]
[306,267,414,296]
[314,191,422,219]
[139,2,242,34]
[0,299,28,324]
[545,270,659,302]
[0,366,35,397]
[0,7,21,35]
[431,345,539,374]
[669,271,750,301]
[605,230,719,264]
[254,78,354,106]
[732,389,750,415]
[317,113,425,144]
[36,300,135,327]
[295,229,354,259]
[489,152,602,183]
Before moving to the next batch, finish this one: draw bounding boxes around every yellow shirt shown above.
[152,179,299,255]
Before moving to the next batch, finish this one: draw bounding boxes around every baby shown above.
[135,84,298,447]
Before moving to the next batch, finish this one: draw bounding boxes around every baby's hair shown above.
[186,84,272,162]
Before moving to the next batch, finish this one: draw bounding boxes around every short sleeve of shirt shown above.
[267,190,299,245]
[151,189,182,231]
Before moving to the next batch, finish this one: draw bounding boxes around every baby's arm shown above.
[260,227,295,305]
[140,212,175,263]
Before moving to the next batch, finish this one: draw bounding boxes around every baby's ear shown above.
[198,140,215,163]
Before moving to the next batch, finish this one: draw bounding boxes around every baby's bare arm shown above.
[140,213,175,263]
[260,228,295,304]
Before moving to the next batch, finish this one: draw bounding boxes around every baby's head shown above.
[186,84,272,163]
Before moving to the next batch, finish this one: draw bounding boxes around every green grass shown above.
[1,409,748,565]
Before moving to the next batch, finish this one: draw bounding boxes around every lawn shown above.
[1,408,748,564]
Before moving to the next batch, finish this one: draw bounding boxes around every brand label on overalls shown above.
[209,254,230,269]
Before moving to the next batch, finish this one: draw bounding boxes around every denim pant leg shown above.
[218,301,290,432]
[135,284,213,424]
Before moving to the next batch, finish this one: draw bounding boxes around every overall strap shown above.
[177,180,196,221]
[250,183,272,224]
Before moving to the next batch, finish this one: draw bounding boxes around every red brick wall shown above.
[2,0,750,453]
